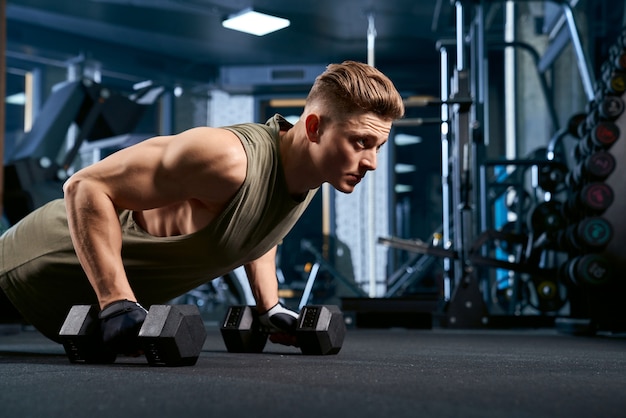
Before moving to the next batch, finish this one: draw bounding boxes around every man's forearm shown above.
[64,178,136,308]
[244,246,280,312]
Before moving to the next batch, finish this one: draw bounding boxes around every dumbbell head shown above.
[527,201,565,234]
[590,121,620,148]
[138,304,207,366]
[566,254,612,286]
[296,305,346,355]
[598,95,625,120]
[570,151,616,188]
[574,217,613,250]
[58,305,117,364]
[580,182,614,212]
[584,151,616,180]
[614,52,626,72]
[220,305,268,353]
[605,72,626,94]
[533,280,566,313]
[558,217,613,253]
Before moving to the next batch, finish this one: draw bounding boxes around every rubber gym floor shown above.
[1,322,624,418]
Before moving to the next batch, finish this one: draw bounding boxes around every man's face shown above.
[318,112,392,194]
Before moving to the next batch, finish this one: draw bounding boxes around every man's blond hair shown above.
[306,61,405,121]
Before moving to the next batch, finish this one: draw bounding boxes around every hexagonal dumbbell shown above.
[59,304,206,366]
[220,305,346,355]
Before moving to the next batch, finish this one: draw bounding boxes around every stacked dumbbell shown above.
[572,94,622,162]
[555,31,626,291]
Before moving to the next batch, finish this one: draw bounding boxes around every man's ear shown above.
[304,113,321,143]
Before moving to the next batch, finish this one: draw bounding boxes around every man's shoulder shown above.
[223,121,279,148]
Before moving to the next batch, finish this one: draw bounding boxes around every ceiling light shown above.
[394,133,422,146]
[133,80,153,90]
[394,184,413,193]
[394,164,417,174]
[6,92,26,105]
[222,8,290,36]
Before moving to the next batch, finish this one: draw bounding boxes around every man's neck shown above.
[280,123,320,196]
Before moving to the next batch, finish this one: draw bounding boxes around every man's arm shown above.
[243,246,280,313]
[63,126,247,309]
[245,246,299,346]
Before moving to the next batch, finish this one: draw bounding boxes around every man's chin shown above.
[334,184,356,194]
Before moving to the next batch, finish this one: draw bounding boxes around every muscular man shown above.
[0,61,404,351]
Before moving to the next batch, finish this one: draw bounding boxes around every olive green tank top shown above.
[0,114,317,341]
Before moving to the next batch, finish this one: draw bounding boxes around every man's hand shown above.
[259,303,299,347]
[99,300,148,355]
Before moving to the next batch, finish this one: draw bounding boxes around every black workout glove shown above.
[259,303,299,347]
[99,300,148,356]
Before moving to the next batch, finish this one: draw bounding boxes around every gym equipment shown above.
[609,42,626,71]
[600,95,624,119]
[555,217,613,253]
[562,253,613,287]
[138,305,207,366]
[579,104,620,142]
[220,305,346,355]
[569,150,616,187]
[563,182,614,219]
[602,67,626,95]
[538,162,567,193]
[567,112,587,138]
[220,305,268,353]
[381,3,622,330]
[3,79,162,225]
[531,278,567,313]
[581,120,620,154]
[59,304,206,366]
[527,201,565,234]
[58,305,117,364]
[578,182,614,212]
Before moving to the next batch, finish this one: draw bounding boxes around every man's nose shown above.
[362,149,377,171]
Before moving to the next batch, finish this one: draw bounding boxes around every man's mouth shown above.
[347,173,363,184]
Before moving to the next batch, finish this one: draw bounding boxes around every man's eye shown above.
[356,138,366,147]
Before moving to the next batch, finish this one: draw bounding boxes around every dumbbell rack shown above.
[563,29,626,333]
[382,2,626,333]
[442,3,626,333]
[481,27,626,333]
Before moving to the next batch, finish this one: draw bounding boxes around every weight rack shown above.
[381,1,626,333]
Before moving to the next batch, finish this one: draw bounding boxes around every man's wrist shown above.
[98,291,137,310]
[256,298,280,315]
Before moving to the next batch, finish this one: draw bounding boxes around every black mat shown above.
[1,326,625,418]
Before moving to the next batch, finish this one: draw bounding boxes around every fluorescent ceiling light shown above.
[394,184,413,193]
[394,164,417,174]
[6,92,26,105]
[223,8,290,36]
[394,133,422,146]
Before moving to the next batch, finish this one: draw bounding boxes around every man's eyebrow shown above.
[350,132,379,141]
